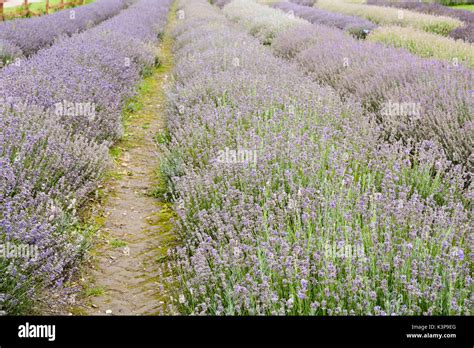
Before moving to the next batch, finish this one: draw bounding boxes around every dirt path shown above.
[73,9,176,316]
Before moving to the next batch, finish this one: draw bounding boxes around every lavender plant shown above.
[0,0,128,60]
[272,2,377,39]
[366,1,474,42]
[222,0,307,44]
[224,1,473,174]
[162,0,472,316]
[0,0,172,313]
[316,0,463,36]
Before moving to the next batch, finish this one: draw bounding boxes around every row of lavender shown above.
[273,2,377,39]
[224,0,473,177]
[366,0,473,42]
[315,0,462,37]
[163,0,471,315]
[0,0,129,65]
[281,1,473,66]
[0,0,171,314]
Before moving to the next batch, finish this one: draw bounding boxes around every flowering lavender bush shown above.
[225,0,473,173]
[292,34,473,172]
[0,0,172,313]
[289,0,316,6]
[316,0,462,36]
[162,0,472,316]
[272,2,377,39]
[223,0,307,44]
[211,0,232,9]
[0,0,128,60]
[0,39,23,67]
[366,1,474,42]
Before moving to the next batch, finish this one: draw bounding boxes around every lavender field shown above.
[0,0,472,318]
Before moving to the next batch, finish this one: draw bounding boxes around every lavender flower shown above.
[0,39,23,67]
[0,0,129,58]
[163,0,472,316]
[0,0,172,314]
[270,18,473,172]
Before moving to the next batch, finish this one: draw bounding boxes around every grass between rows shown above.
[451,4,474,12]
[68,1,178,315]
